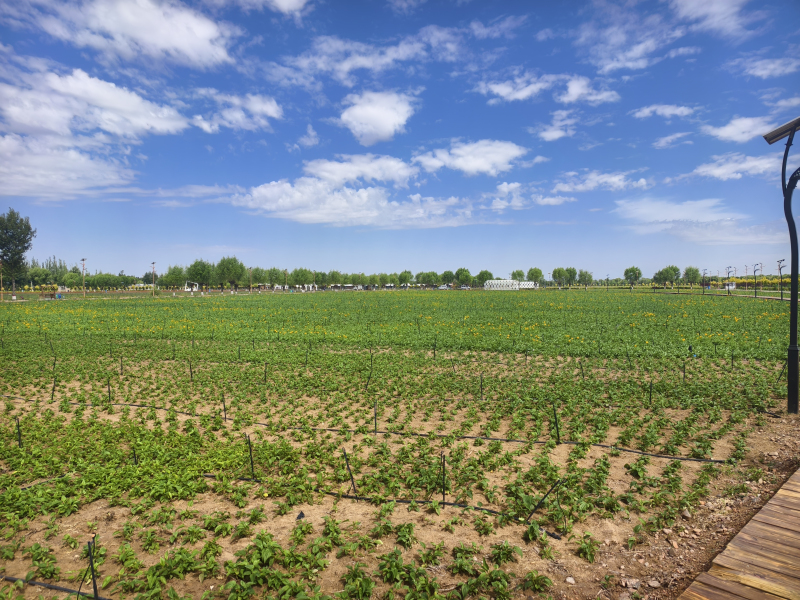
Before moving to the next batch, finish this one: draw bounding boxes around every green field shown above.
[0,290,790,599]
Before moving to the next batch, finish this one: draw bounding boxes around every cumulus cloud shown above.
[552,170,650,193]
[205,0,311,16]
[653,132,692,149]
[532,194,576,206]
[555,76,620,105]
[475,72,562,104]
[386,0,426,15]
[631,104,694,119]
[613,196,781,245]
[533,110,577,142]
[297,124,319,148]
[691,152,781,180]
[701,116,775,143]
[414,139,528,176]
[192,89,282,133]
[666,46,702,58]
[729,56,800,79]
[337,90,416,146]
[303,154,418,187]
[8,0,237,68]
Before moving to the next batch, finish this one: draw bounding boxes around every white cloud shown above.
[386,0,426,15]
[297,124,319,148]
[555,76,620,105]
[552,170,650,193]
[17,0,237,68]
[0,132,134,199]
[337,91,416,146]
[532,194,576,206]
[303,154,418,187]
[669,0,764,39]
[469,16,527,40]
[701,116,775,143]
[574,5,684,74]
[666,46,701,58]
[414,139,527,176]
[773,97,800,111]
[691,152,781,180]
[192,89,282,133]
[228,177,474,228]
[533,110,577,142]
[207,0,311,16]
[486,181,525,212]
[631,104,694,119]
[613,196,781,245]
[729,56,800,79]
[475,72,562,104]
[653,132,692,149]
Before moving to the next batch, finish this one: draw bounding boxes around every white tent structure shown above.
[484,280,539,290]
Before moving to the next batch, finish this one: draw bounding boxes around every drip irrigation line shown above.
[0,575,111,599]
[3,394,726,463]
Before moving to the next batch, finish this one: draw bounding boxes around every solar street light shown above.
[763,114,800,414]
[778,259,786,301]
[81,258,86,299]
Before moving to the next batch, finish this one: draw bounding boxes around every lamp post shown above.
[248,267,252,293]
[778,259,786,300]
[702,269,707,294]
[606,274,609,291]
[753,264,759,298]
[0,259,3,302]
[81,258,86,299]
[151,262,155,298]
[763,114,800,414]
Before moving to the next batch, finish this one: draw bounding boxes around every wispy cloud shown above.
[700,116,775,143]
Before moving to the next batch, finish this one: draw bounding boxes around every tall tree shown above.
[0,208,36,292]
[624,266,642,285]
[510,269,525,281]
[161,265,186,288]
[214,256,246,289]
[551,267,566,286]
[441,270,455,285]
[683,266,701,288]
[564,267,577,286]
[476,270,494,286]
[653,265,681,285]
[455,267,472,286]
[399,270,412,284]
[187,259,213,288]
[526,267,543,283]
[577,269,593,288]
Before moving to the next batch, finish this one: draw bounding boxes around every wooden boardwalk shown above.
[680,469,800,600]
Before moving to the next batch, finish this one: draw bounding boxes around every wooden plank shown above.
[775,487,800,499]
[694,572,785,600]
[730,533,800,562]
[717,544,800,580]
[769,495,800,512]
[712,556,800,599]
[682,580,754,600]
[755,509,800,534]
[741,521,800,550]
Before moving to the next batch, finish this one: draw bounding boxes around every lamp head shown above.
[764,116,800,145]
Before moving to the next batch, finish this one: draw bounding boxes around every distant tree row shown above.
[624,265,702,287]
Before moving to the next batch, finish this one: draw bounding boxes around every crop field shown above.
[0,290,797,600]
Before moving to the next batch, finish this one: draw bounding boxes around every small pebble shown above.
[565,576,575,585]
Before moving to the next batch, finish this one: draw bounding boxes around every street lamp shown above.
[606,274,609,291]
[248,267,252,293]
[81,258,86,299]
[763,114,800,414]
[753,263,759,298]
[778,259,786,301]
[702,269,707,294]
[151,262,155,298]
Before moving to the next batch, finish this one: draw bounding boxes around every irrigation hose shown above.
[0,575,110,600]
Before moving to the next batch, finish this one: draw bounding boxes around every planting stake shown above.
[374,400,377,434]
[579,361,585,380]
[683,362,686,382]
[264,361,268,383]
[132,448,138,465]
[223,396,227,421]
[107,379,111,403]
[480,373,483,401]
[342,448,358,497]
[189,359,193,381]
[16,417,21,448]
[87,538,99,600]
[120,356,123,376]
[246,434,255,479]
[552,402,560,445]
[526,478,564,523]
[441,453,446,504]
[778,359,787,382]
[238,346,241,361]
[51,376,57,401]
[649,381,653,404]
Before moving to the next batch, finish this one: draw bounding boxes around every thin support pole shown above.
[526,478,564,523]
[343,448,358,498]
[552,402,560,445]
[246,434,255,479]
[87,538,99,600]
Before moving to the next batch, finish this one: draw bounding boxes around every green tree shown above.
[161,265,186,288]
[577,269,593,288]
[653,265,681,286]
[328,270,343,285]
[455,267,472,286]
[290,268,314,286]
[476,270,494,286]
[267,267,283,286]
[565,267,577,286]
[399,270,412,285]
[552,267,566,286]
[684,266,701,288]
[441,270,455,285]
[379,273,389,286]
[0,208,36,292]
[63,272,81,290]
[526,267,543,283]
[214,256,246,289]
[624,266,642,285]
[28,266,52,287]
[187,260,213,288]
[510,269,524,281]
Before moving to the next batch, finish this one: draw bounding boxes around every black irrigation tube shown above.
[2,394,727,463]
[0,575,110,599]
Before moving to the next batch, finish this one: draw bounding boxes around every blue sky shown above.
[1,0,799,280]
